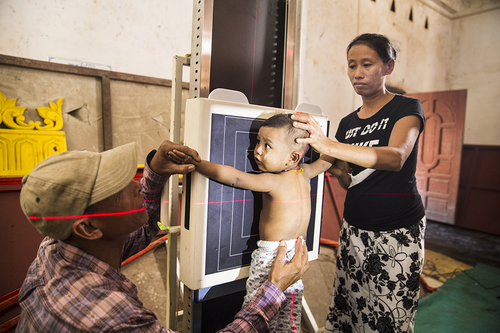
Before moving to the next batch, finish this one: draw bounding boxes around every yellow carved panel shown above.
[0,92,67,177]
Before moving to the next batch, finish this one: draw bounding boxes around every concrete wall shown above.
[1,0,499,145]
[449,9,500,145]
[0,0,193,80]
[300,0,450,126]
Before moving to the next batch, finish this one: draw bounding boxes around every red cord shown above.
[289,126,311,332]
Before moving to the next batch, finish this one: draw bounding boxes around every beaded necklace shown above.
[283,166,304,174]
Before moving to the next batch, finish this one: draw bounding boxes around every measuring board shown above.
[180,98,328,290]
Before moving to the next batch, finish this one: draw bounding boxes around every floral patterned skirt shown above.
[325,217,426,333]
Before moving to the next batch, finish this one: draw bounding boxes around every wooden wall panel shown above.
[456,145,500,236]
[320,172,346,244]
[0,190,44,297]
[0,54,186,161]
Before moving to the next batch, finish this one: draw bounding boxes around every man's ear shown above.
[72,218,103,240]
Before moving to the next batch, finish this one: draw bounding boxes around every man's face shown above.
[89,180,149,240]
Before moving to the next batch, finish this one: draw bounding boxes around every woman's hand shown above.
[291,112,331,155]
[328,159,347,178]
[328,159,352,190]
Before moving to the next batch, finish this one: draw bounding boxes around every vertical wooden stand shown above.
[162,55,190,330]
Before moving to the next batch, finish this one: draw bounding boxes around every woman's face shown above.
[347,44,393,98]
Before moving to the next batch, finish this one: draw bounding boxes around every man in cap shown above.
[16,140,308,332]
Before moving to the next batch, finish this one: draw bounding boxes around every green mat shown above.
[415,264,500,332]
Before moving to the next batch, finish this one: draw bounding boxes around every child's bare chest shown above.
[260,172,311,219]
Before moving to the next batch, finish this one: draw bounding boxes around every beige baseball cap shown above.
[20,142,138,240]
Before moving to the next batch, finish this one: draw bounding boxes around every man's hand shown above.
[269,237,309,292]
[150,140,201,176]
[167,148,197,166]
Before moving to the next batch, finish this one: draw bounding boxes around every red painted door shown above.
[408,90,467,224]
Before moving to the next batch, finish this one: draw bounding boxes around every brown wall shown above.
[456,144,500,236]
[0,186,44,297]
[320,173,345,244]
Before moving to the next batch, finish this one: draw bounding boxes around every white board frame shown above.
[179,97,328,290]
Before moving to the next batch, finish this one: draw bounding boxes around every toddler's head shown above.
[260,113,309,153]
[253,113,309,172]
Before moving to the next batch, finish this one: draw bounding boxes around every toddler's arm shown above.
[302,155,336,179]
[168,149,275,192]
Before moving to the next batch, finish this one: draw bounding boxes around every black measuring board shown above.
[205,113,320,275]
[180,97,327,290]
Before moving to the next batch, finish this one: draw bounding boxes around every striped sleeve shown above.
[122,150,167,260]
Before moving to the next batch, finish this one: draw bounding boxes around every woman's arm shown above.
[328,159,351,190]
[292,113,421,172]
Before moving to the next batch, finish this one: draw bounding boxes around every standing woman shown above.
[293,33,426,332]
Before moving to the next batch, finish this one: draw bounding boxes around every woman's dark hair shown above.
[347,33,397,63]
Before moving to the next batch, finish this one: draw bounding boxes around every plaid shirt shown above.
[17,150,285,332]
